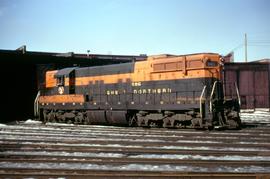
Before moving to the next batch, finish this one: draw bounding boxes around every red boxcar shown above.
[224,62,270,110]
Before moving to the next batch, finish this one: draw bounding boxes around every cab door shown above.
[69,70,75,94]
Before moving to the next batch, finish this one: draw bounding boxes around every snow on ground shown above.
[46,122,74,126]
[0,161,269,173]
[240,111,270,123]
[2,150,270,161]
[129,154,270,161]
[0,131,226,144]
[0,138,268,152]
[175,140,221,143]
[153,145,269,152]
[1,151,125,158]
[1,114,270,174]
[24,119,42,124]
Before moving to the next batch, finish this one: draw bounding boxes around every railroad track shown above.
[0,120,270,178]
[1,168,268,179]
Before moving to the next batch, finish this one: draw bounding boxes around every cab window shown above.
[57,76,65,86]
[206,60,218,67]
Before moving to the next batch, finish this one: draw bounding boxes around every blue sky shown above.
[0,0,269,61]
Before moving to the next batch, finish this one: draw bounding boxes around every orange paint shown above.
[45,53,221,88]
[45,70,57,88]
[39,94,84,104]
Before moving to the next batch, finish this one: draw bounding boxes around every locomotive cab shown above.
[54,67,77,95]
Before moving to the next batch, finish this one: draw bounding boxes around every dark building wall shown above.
[0,50,144,123]
[224,62,270,110]
[1,55,37,122]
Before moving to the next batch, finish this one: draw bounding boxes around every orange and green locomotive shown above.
[36,53,241,129]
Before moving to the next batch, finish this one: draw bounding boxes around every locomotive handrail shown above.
[200,85,206,118]
[34,91,40,117]
[235,82,241,106]
[209,81,218,112]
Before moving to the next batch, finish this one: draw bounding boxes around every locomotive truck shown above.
[35,53,241,129]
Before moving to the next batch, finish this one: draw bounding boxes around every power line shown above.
[248,44,270,47]
[227,35,270,61]
[230,43,244,52]
[249,40,270,42]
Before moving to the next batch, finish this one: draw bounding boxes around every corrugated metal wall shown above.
[224,63,270,110]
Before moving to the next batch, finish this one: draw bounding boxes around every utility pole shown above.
[245,33,247,62]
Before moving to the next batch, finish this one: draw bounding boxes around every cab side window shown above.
[57,76,65,86]
[206,60,218,67]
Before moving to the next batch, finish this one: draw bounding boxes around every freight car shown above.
[35,53,241,129]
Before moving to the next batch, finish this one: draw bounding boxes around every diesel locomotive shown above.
[35,53,241,129]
